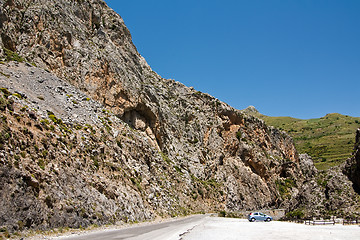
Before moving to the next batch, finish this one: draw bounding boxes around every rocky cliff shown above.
[344,129,360,192]
[0,0,359,235]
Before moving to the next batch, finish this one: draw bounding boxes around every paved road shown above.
[53,215,360,240]
[181,217,360,240]
[55,214,208,240]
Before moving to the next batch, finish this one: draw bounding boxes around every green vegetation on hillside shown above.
[247,108,360,170]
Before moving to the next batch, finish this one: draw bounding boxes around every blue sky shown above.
[104,0,360,119]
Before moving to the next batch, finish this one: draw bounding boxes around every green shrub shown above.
[17,220,25,231]
[286,209,305,219]
[0,88,11,98]
[42,150,48,157]
[0,71,10,78]
[93,159,99,169]
[160,152,171,164]
[276,178,295,199]
[48,114,58,124]
[174,165,181,173]
[12,93,22,99]
[188,138,199,144]
[4,48,25,62]
[236,131,242,140]
[40,119,50,125]
[218,210,226,217]
[0,97,6,111]
[38,159,45,170]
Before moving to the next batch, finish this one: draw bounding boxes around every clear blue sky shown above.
[104,0,360,119]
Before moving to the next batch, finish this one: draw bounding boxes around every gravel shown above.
[0,62,104,126]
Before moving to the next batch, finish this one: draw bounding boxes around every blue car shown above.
[248,212,273,222]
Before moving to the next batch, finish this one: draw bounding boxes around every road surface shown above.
[180,217,360,240]
[52,215,360,240]
[54,214,208,240]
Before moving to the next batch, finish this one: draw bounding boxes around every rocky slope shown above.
[242,108,360,218]
[0,0,359,235]
[0,61,302,234]
[344,129,360,193]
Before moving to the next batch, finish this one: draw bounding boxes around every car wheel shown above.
[251,218,256,222]
[266,218,271,222]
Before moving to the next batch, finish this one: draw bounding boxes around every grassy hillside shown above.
[246,108,360,170]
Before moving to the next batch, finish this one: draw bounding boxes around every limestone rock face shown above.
[0,0,359,234]
[0,62,304,232]
[344,129,360,192]
[299,154,318,178]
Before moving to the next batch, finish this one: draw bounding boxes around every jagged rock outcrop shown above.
[344,129,360,192]
[0,0,359,235]
[299,154,318,178]
[291,154,360,218]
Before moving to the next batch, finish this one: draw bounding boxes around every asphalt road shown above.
[55,214,208,240]
[52,215,360,240]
